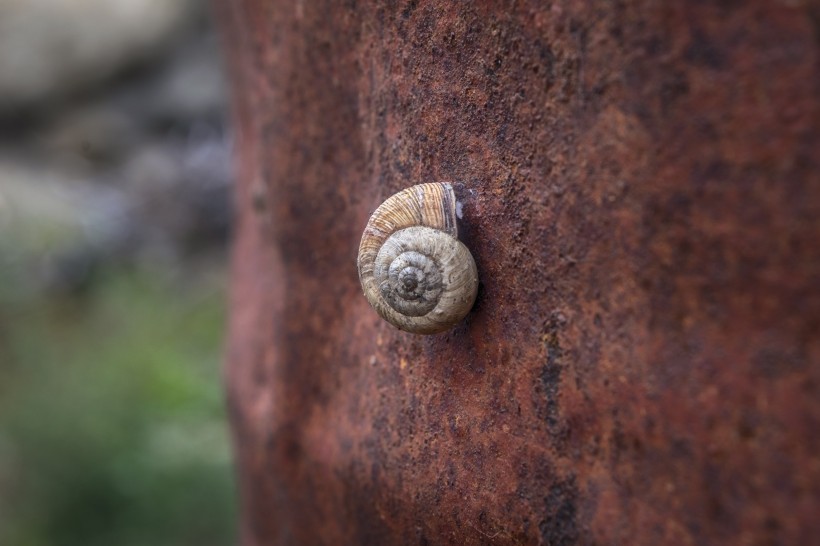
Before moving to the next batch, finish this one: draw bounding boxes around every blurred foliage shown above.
[0,263,236,546]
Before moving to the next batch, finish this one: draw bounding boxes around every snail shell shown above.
[358,183,479,334]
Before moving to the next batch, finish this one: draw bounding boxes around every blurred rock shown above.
[30,28,228,174]
[0,0,231,298]
[0,0,197,111]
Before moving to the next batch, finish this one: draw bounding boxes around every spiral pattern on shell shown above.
[358,183,478,334]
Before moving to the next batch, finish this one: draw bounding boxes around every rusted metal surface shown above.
[217,1,819,544]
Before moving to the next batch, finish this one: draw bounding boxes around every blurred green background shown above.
[0,1,236,545]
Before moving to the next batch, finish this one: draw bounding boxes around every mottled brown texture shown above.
[217,1,820,544]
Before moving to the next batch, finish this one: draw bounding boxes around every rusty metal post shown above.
[217,1,819,544]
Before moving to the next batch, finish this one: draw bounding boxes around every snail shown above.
[357,182,479,334]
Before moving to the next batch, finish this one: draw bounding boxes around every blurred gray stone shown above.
[0,0,232,297]
[0,0,198,110]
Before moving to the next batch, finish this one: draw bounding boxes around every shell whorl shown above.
[358,183,478,334]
